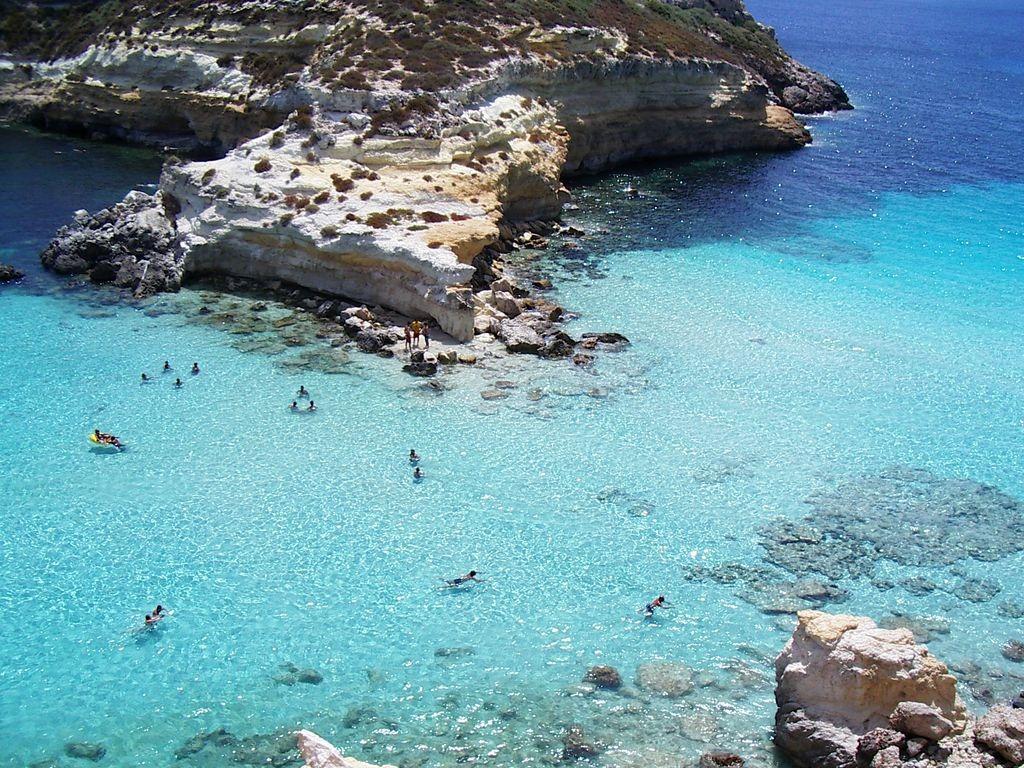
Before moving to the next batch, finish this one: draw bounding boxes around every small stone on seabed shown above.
[64,743,106,761]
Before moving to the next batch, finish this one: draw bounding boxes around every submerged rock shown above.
[760,468,1024,582]
[583,665,622,690]
[635,662,693,698]
[561,724,601,760]
[1001,641,1024,663]
[64,743,106,762]
[697,752,744,768]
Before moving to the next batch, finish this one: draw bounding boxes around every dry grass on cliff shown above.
[1,0,787,89]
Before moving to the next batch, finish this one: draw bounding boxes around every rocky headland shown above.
[1,0,849,357]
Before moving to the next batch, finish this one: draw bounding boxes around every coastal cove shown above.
[2,2,1024,768]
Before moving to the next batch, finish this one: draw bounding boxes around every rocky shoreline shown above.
[1,0,850,359]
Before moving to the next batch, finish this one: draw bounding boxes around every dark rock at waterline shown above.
[355,327,393,353]
[64,743,106,761]
[698,752,744,768]
[403,361,437,377]
[1012,692,1024,709]
[41,191,181,297]
[580,332,629,346]
[1002,641,1024,663]
[583,665,622,689]
[539,338,575,359]
[0,263,24,283]
[561,724,601,760]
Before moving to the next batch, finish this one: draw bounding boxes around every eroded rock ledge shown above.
[775,610,1024,768]
[8,0,848,341]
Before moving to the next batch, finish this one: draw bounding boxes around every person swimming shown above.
[153,604,166,617]
[144,613,163,626]
[307,400,316,412]
[413,466,424,479]
[191,362,200,375]
[642,595,672,616]
[163,361,171,372]
[141,373,150,382]
[289,401,299,411]
[409,449,420,463]
[174,378,183,388]
[93,429,121,449]
[444,570,482,587]
[298,386,309,398]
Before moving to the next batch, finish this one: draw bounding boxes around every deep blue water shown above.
[2,2,1023,768]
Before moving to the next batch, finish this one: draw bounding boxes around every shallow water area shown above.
[4,0,1024,766]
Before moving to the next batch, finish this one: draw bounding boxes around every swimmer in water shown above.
[191,362,200,375]
[144,613,163,626]
[163,361,171,372]
[141,373,150,382]
[174,378,183,388]
[153,604,166,617]
[409,449,420,463]
[298,386,309,398]
[444,570,482,587]
[413,467,424,479]
[290,401,299,411]
[307,400,316,412]
[642,595,672,617]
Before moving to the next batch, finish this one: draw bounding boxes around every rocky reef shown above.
[775,610,1024,768]
[2,0,848,342]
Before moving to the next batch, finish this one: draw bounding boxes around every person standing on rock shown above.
[422,324,431,349]
[404,324,413,353]
[411,320,422,348]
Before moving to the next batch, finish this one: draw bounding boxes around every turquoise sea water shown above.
[3,1,1024,766]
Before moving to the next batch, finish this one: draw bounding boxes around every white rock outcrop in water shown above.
[775,611,968,768]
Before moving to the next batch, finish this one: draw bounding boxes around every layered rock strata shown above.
[5,0,848,340]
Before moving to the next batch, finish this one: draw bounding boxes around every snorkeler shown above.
[163,361,171,372]
[642,595,672,617]
[307,400,316,411]
[191,362,200,375]
[174,378,183,388]
[443,570,482,587]
[289,401,299,411]
[409,449,420,463]
[298,385,309,398]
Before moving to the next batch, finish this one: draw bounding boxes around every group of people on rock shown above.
[289,384,316,412]
[404,320,430,352]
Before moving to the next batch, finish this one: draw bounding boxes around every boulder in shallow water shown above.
[635,661,693,697]
[1003,641,1024,663]
[698,752,744,768]
[561,724,601,760]
[583,665,622,689]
